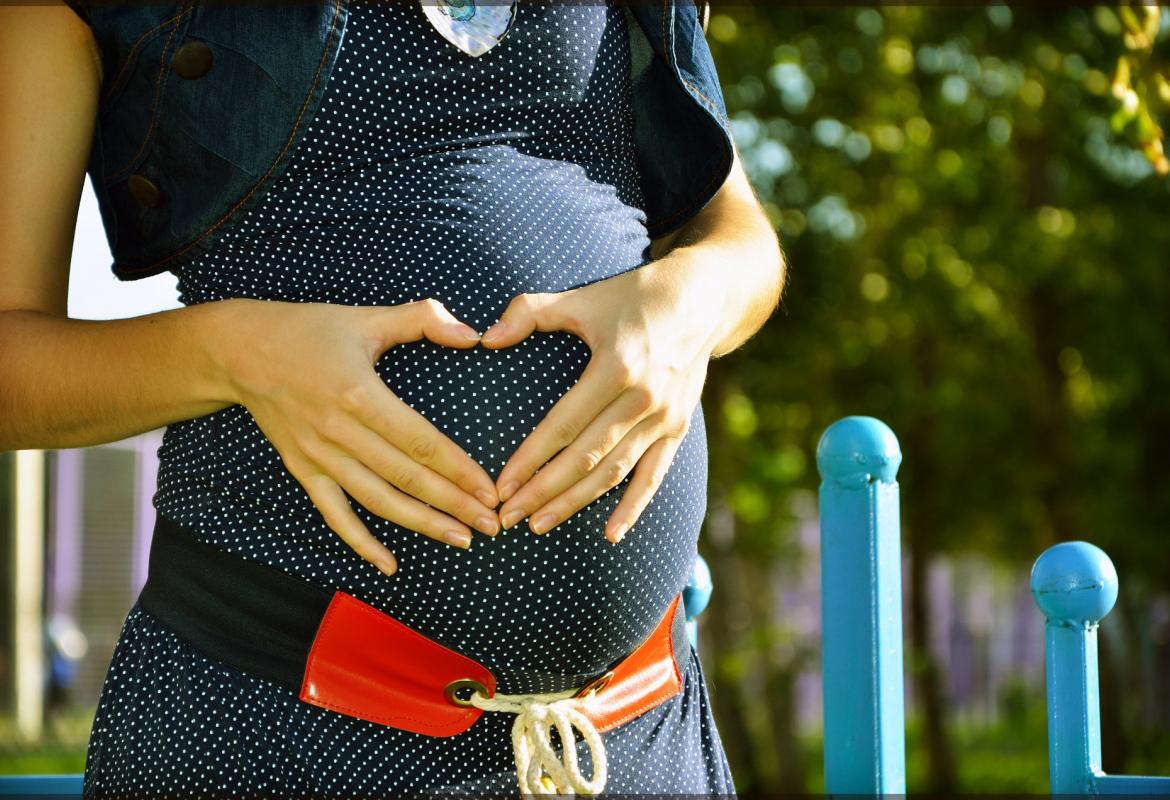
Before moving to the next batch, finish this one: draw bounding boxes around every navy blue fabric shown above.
[83,3,735,797]
[64,0,733,280]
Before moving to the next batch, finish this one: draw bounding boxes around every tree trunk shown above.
[704,540,766,789]
[904,342,958,794]
[751,561,807,792]
[908,542,957,793]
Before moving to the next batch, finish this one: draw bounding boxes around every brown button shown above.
[128,173,163,208]
[172,40,213,79]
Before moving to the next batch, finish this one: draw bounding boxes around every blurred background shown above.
[3,2,1170,791]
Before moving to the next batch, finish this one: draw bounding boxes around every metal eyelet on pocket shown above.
[575,669,615,699]
[444,678,490,707]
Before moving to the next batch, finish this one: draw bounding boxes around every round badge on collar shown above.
[419,0,518,57]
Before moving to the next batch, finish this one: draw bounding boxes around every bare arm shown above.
[0,3,237,452]
[0,4,505,575]
[649,142,786,359]
[481,140,786,538]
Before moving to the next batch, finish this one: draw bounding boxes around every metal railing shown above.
[816,415,1169,796]
[817,416,907,794]
[1031,540,1170,795]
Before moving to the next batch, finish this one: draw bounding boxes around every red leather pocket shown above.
[299,591,495,737]
[577,593,684,732]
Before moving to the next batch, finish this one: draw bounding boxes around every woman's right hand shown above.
[214,297,500,576]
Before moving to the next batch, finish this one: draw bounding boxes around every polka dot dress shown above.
[82,1,735,796]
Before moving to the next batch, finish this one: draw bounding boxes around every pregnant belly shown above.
[166,153,705,689]
[183,335,708,691]
[381,336,708,687]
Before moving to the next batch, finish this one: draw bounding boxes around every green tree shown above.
[701,5,1170,792]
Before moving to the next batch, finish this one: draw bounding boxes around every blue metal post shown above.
[816,416,906,794]
[0,775,83,796]
[1031,541,1170,796]
[683,553,713,648]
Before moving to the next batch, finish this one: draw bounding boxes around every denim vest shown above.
[67,0,734,281]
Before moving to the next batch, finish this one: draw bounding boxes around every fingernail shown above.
[476,515,499,536]
[377,556,398,576]
[482,322,507,341]
[500,508,524,529]
[499,481,518,502]
[446,530,472,549]
[530,513,555,535]
[608,522,629,543]
[457,325,481,342]
[476,489,499,508]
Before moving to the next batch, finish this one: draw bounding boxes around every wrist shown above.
[192,297,254,406]
[642,245,732,360]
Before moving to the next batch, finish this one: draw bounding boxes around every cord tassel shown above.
[469,687,607,795]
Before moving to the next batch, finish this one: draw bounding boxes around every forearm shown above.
[662,159,785,359]
[676,215,783,359]
[0,300,239,452]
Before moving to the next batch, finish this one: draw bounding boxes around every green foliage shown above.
[1102,4,1170,174]
[706,3,1170,580]
[699,6,1170,792]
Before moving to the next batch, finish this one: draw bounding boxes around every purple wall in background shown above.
[131,433,160,594]
[48,450,83,621]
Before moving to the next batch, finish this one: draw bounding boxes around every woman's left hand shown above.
[479,250,725,544]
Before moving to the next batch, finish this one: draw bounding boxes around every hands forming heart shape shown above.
[226,251,722,577]
[479,258,718,547]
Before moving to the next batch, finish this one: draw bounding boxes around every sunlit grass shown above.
[0,711,89,776]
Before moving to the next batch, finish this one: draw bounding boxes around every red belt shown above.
[138,512,692,794]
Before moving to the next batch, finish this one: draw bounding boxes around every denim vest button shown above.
[173,40,213,79]
[128,174,163,208]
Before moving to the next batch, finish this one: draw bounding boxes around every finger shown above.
[369,298,482,351]
[330,414,499,537]
[498,385,651,530]
[494,355,616,503]
[522,419,660,537]
[327,451,475,549]
[343,378,498,507]
[479,291,582,349]
[604,437,681,543]
[299,473,399,576]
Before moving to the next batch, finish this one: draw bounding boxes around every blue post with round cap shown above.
[1030,541,1117,795]
[816,416,906,794]
[1031,542,1170,795]
[683,553,713,648]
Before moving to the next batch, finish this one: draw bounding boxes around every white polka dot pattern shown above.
[83,1,734,795]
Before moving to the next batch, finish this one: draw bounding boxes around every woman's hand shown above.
[479,252,725,544]
[218,298,501,576]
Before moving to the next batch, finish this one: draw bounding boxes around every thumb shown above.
[480,291,579,349]
[372,298,482,351]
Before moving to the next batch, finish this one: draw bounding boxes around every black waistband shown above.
[137,512,692,701]
[138,513,335,693]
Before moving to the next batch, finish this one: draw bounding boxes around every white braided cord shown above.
[469,687,607,795]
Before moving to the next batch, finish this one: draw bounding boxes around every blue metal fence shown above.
[816,416,907,794]
[3,415,1167,796]
[813,415,1167,796]
[1031,541,1170,795]
[0,775,82,796]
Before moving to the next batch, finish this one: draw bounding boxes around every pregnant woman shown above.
[0,0,784,795]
